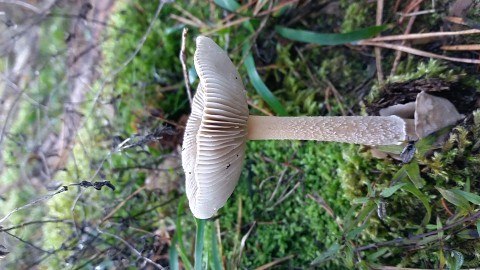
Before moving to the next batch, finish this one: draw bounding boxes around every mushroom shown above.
[414,91,464,138]
[373,91,464,161]
[379,91,464,140]
[182,36,408,219]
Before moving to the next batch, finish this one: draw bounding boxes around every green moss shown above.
[218,140,351,267]
[340,2,369,33]
[101,1,193,133]
[333,108,480,268]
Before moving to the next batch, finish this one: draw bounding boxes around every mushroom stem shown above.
[247,115,407,145]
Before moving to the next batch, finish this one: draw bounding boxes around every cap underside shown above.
[182,36,249,219]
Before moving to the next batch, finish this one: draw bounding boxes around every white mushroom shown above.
[182,36,407,219]
[414,91,464,138]
[379,91,464,139]
[372,91,464,161]
[379,102,416,119]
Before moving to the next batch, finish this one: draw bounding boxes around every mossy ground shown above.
[1,0,480,269]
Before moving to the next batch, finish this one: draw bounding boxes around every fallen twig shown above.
[255,254,295,270]
[360,29,480,42]
[358,41,480,64]
[180,27,192,105]
[375,0,385,83]
[0,187,68,223]
[96,227,165,269]
[100,185,147,224]
[236,221,256,268]
[391,4,419,75]
[441,44,480,51]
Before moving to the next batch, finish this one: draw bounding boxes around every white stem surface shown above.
[247,115,406,145]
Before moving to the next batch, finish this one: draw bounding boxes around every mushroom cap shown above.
[415,91,464,138]
[182,36,249,219]
[377,92,465,140]
[379,102,416,119]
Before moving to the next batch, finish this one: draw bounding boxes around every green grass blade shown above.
[174,196,193,270]
[177,244,193,270]
[195,218,206,270]
[243,43,288,116]
[447,250,464,270]
[214,0,240,12]
[275,25,389,45]
[404,161,424,189]
[169,239,179,270]
[402,183,431,226]
[416,126,451,157]
[366,247,389,261]
[346,223,368,241]
[211,225,223,270]
[437,216,444,238]
[380,183,407,198]
[450,189,480,205]
[437,188,471,211]
[311,242,341,266]
[476,220,480,238]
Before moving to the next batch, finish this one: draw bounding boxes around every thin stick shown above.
[268,168,288,203]
[230,196,243,270]
[100,185,147,224]
[202,16,250,36]
[170,14,204,28]
[391,5,419,75]
[219,1,255,25]
[214,219,225,269]
[153,114,186,129]
[360,29,480,43]
[0,187,68,224]
[96,227,165,269]
[236,221,256,268]
[255,254,295,270]
[0,219,71,232]
[236,1,272,67]
[180,28,192,105]
[256,0,299,17]
[377,267,437,270]
[271,181,301,208]
[247,98,274,116]
[359,41,480,64]
[0,0,41,13]
[397,0,422,24]
[375,0,384,83]
[173,3,208,28]
[3,230,50,253]
[253,0,269,15]
[444,16,467,26]
[441,198,454,216]
[397,0,435,17]
[324,78,349,115]
[441,44,480,51]
[0,88,23,155]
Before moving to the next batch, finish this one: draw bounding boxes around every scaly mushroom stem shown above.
[247,115,407,145]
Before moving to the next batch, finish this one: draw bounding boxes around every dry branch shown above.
[359,41,480,64]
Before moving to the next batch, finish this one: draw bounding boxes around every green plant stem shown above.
[195,218,206,270]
